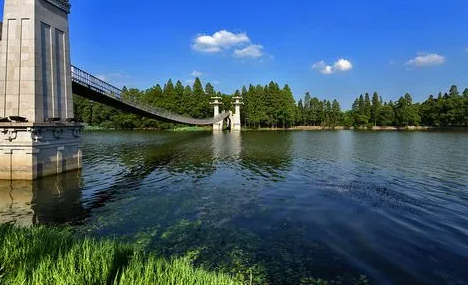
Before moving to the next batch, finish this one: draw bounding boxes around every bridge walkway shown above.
[71,66,229,125]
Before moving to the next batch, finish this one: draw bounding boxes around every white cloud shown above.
[192,30,250,53]
[406,53,445,67]
[312,61,333,74]
[312,59,353,75]
[333,59,353,71]
[191,70,202,77]
[233,44,264,58]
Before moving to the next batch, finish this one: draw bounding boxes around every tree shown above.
[309,97,321,126]
[143,84,163,107]
[182,85,193,116]
[297,99,304,126]
[174,81,185,114]
[240,86,249,126]
[395,93,420,127]
[449,85,459,97]
[304,92,311,124]
[420,95,438,126]
[342,110,354,127]
[221,93,233,114]
[331,100,341,128]
[371,92,381,126]
[378,103,395,126]
[352,95,368,126]
[253,85,266,127]
[278,84,296,128]
[364,93,372,120]
[162,80,176,111]
[191,77,207,118]
[264,82,281,127]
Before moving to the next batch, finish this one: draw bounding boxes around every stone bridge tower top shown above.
[44,0,71,14]
[0,0,73,122]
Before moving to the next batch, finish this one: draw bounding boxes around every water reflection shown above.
[0,171,86,225]
[0,181,35,226]
[212,131,242,161]
[240,131,293,181]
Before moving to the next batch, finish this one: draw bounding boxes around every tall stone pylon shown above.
[0,0,83,180]
[231,96,243,131]
[210,96,223,131]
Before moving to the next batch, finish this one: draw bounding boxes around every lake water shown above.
[1,131,468,284]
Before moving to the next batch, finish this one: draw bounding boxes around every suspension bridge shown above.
[70,66,231,125]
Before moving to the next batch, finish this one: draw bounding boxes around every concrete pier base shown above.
[213,121,224,132]
[0,123,83,180]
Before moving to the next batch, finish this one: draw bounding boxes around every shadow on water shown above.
[0,171,87,226]
[239,131,294,181]
[115,131,218,179]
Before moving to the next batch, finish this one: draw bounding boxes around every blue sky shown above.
[3,0,468,109]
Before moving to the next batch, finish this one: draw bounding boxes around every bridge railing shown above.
[71,65,229,125]
[71,65,123,98]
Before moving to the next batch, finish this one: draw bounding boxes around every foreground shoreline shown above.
[0,224,370,285]
[0,225,243,285]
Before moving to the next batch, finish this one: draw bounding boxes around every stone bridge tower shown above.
[231,95,243,131]
[210,96,223,131]
[0,0,83,180]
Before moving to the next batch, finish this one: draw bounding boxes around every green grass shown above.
[170,126,213,132]
[0,225,243,285]
[84,125,115,131]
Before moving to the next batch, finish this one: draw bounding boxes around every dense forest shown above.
[74,78,468,129]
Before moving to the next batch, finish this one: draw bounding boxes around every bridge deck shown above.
[71,66,229,125]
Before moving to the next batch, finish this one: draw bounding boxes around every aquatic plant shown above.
[170,126,212,132]
[0,225,243,285]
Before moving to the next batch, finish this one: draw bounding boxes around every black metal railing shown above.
[71,65,229,125]
[71,65,123,98]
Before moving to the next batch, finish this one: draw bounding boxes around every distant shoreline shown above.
[252,126,468,131]
[83,125,468,132]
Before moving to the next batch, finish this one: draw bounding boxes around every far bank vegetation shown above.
[73,79,468,130]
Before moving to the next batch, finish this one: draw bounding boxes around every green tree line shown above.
[294,92,342,128]
[74,79,468,129]
[348,85,468,128]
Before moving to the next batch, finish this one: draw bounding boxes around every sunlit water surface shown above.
[1,131,468,284]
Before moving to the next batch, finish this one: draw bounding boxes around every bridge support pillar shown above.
[0,0,83,180]
[231,96,243,131]
[0,123,83,180]
[210,96,224,131]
